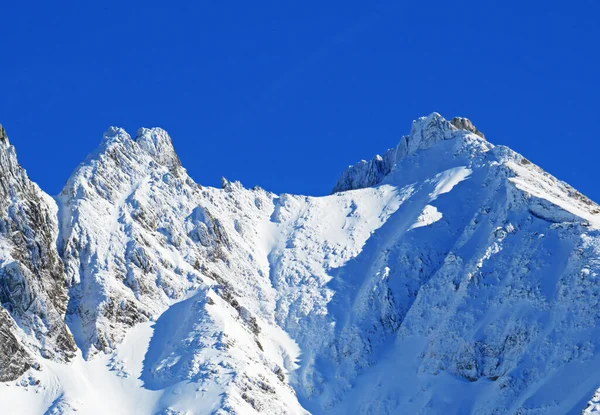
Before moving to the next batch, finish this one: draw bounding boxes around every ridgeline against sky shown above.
[1,1,599,200]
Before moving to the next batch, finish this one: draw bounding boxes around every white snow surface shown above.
[2,113,600,414]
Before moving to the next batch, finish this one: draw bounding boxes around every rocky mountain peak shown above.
[0,124,7,144]
[135,127,181,170]
[399,112,457,157]
[450,116,485,138]
[0,126,29,197]
[332,112,487,193]
[0,126,75,383]
[101,126,132,146]
[91,126,181,173]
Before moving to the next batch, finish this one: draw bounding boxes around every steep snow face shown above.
[2,113,600,415]
[261,115,600,414]
[0,125,75,381]
[295,118,600,414]
[271,121,600,414]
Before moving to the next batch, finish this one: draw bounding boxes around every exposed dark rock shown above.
[0,124,7,143]
[0,127,75,377]
[0,308,33,381]
[450,116,486,139]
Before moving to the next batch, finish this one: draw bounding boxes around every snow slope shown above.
[1,113,600,414]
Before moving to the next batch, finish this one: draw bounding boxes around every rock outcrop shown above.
[450,116,485,138]
[0,125,75,380]
[333,113,465,192]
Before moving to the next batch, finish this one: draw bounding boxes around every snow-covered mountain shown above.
[1,113,600,414]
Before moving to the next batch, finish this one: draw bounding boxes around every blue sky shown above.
[1,1,599,198]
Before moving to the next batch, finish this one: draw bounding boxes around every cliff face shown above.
[1,115,600,414]
[0,125,75,381]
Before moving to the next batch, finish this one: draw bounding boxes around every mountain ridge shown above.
[1,114,600,414]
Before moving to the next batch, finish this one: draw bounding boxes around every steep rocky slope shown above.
[1,114,600,414]
[0,125,75,382]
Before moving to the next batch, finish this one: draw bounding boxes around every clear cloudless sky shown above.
[1,1,599,198]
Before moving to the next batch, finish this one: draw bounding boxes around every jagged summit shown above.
[450,116,485,139]
[0,124,7,144]
[135,127,181,169]
[99,126,131,146]
[57,125,193,356]
[332,112,488,193]
[96,126,181,170]
[332,112,600,228]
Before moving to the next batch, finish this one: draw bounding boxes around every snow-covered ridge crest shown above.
[332,112,485,193]
[135,127,181,170]
[332,112,600,228]
[93,126,180,170]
